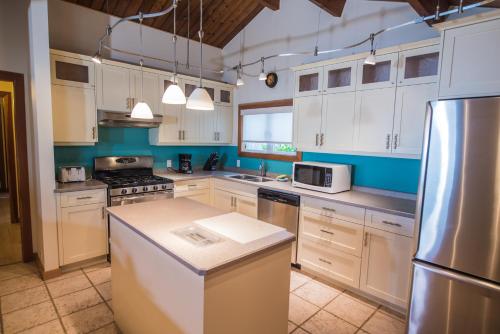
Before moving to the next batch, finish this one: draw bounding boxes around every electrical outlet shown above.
[236,159,240,168]
[167,160,172,168]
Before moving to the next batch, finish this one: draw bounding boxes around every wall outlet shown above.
[166,160,172,168]
[236,159,240,168]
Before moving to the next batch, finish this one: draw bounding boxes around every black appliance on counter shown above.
[178,153,193,174]
[203,152,219,171]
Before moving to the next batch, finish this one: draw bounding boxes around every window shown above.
[238,99,302,162]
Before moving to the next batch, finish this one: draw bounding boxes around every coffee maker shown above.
[178,154,193,174]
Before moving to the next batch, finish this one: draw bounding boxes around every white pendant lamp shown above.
[236,63,245,86]
[258,57,266,81]
[364,33,377,66]
[131,15,154,119]
[162,0,186,105]
[186,0,214,111]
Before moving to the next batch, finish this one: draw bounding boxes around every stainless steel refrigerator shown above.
[408,97,500,334]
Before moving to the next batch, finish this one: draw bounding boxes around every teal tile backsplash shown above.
[54,128,421,194]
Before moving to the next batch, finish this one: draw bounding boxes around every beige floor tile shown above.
[0,270,20,282]
[20,319,65,334]
[379,305,406,321]
[107,299,113,312]
[86,268,111,286]
[54,287,103,316]
[90,322,120,334]
[1,285,49,314]
[46,270,83,284]
[288,293,319,325]
[47,274,91,298]
[288,321,297,333]
[2,301,57,334]
[95,281,111,301]
[293,280,342,307]
[324,293,377,327]
[0,263,38,278]
[362,310,406,334]
[302,310,358,334]
[290,270,312,291]
[292,328,309,334]
[82,262,110,274]
[61,303,114,334]
[0,275,43,296]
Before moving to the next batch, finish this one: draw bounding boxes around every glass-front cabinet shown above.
[397,45,440,86]
[295,67,323,97]
[217,88,232,106]
[356,52,398,90]
[50,54,94,89]
[323,61,357,94]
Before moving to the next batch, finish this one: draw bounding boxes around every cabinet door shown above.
[60,203,108,265]
[216,105,233,143]
[323,61,357,94]
[52,85,97,144]
[181,80,200,143]
[393,83,437,156]
[397,45,439,86]
[96,64,131,112]
[199,109,217,143]
[213,189,235,212]
[51,54,94,89]
[293,95,323,152]
[175,189,211,205]
[131,70,159,115]
[152,76,183,144]
[217,87,232,106]
[353,88,396,154]
[360,227,413,308]
[356,53,398,90]
[439,18,500,98]
[295,68,323,97]
[321,92,356,152]
[236,195,257,218]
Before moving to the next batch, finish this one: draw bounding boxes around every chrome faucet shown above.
[258,160,266,177]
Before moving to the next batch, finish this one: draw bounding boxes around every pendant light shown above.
[162,0,186,105]
[186,0,214,111]
[364,33,377,66]
[131,14,154,119]
[258,57,266,81]
[236,63,245,86]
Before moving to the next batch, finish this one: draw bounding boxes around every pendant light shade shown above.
[364,52,376,65]
[131,102,154,119]
[162,83,186,104]
[259,72,267,81]
[186,88,214,110]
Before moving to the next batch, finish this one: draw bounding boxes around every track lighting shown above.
[236,64,245,86]
[364,33,377,66]
[92,52,102,64]
[259,57,266,81]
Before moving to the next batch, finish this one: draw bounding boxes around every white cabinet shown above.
[356,52,398,90]
[56,189,108,266]
[393,83,437,155]
[439,17,500,98]
[199,109,217,143]
[353,87,397,154]
[235,195,258,218]
[174,179,211,205]
[216,87,232,106]
[96,63,132,113]
[360,226,413,308]
[321,92,356,152]
[397,45,440,86]
[294,95,323,152]
[295,67,323,97]
[131,70,160,115]
[215,105,233,143]
[323,61,357,94]
[50,52,97,145]
[213,181,258,218]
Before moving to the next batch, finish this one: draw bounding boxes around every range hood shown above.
[97,110,163,128]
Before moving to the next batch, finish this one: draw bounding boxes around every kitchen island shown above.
[107,198,295,334]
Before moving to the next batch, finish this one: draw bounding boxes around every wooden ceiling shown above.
[64,0,498,48]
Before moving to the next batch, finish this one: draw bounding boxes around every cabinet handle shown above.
[320,133,324,146]
[385,134,391,150]
[76,196,92,200]
[364,232,369,247]
[92,127,96,140]
[382,220,402,227]
[102,207,105,219]
[322,207,336,213]
[318,258,332,265]
[126,97,130,109]
[217,132,220,141]
[182,130,185,140]
[315,134,319,146]
[320,229,334,235]
[178,130,182,140]
[393,134,398,150]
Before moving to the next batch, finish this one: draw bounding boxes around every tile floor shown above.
[0,262,406,334]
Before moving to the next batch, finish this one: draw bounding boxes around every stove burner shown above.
[99,175,172,188]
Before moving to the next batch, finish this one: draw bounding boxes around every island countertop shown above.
[107,198,295,276]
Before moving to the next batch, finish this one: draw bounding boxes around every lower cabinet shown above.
[174,179,211,205]
[213,188,257,218]
[56,189,108,266]
[360,227,413,308]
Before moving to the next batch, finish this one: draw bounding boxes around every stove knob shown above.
[121,189,127,195]
[161,184,167,190]
[153,185,158,191]
[132,188,138,193]
[143,186,148,192]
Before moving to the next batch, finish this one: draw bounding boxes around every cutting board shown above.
[194,212,285,244]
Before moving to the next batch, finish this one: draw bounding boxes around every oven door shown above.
[110,191,173,206]
[292,164,332,193]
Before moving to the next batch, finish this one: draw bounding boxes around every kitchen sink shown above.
[226,174,273,183]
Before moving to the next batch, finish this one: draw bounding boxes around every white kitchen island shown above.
[107,198,295,334]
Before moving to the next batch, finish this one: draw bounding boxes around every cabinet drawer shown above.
[60,190,107,208]
[174,189,210,205]
[300,238,361,288]
[175,178,210,192]
[302,196,365,225]
[366,210,414,237]
[301,211,364,256]
[213,179,258,197]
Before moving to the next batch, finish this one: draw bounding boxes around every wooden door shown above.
[321,92,356,152]
[96,64,131,113]
[293,95,323,152]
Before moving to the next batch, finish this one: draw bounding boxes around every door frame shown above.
[0,70,33,262]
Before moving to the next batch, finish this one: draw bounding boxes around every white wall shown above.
[48,0,223,81]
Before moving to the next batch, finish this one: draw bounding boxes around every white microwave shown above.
[292,162,351,194]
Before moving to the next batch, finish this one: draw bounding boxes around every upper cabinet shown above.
[217,88,232,106]
[51,54,94,89]
[439,16,500,98]
[323,61,357,94]
[397,45,439,86]
[96,64,132,113]
[356,53,398,90]
[295,68,323,97]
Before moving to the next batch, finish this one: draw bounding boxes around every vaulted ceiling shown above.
[64,0,498,48]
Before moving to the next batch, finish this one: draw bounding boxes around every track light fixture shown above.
[236,63,245,86]
[364,33,377,66]
[258,57,266,81]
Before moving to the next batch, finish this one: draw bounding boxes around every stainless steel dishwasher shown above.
[258,188,300,267]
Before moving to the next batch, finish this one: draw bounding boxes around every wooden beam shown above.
[259,0,279,11]
[308,0,346,17]
[449,0,500,8]
[406,0,449,24]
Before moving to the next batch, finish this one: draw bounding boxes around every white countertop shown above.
[155,170,417,218]
[107,198,295,276]
[54,180,108,193]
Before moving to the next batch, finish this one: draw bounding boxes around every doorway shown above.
[0,71,32,265]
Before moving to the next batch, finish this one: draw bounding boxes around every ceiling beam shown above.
[406,0,449,24]
[259,0,279,11]
[308,0,346,17]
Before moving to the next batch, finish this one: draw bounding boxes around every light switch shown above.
[236,160,240,168]
[167,160,172,168]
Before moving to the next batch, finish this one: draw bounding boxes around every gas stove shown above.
[94,156,174,206]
